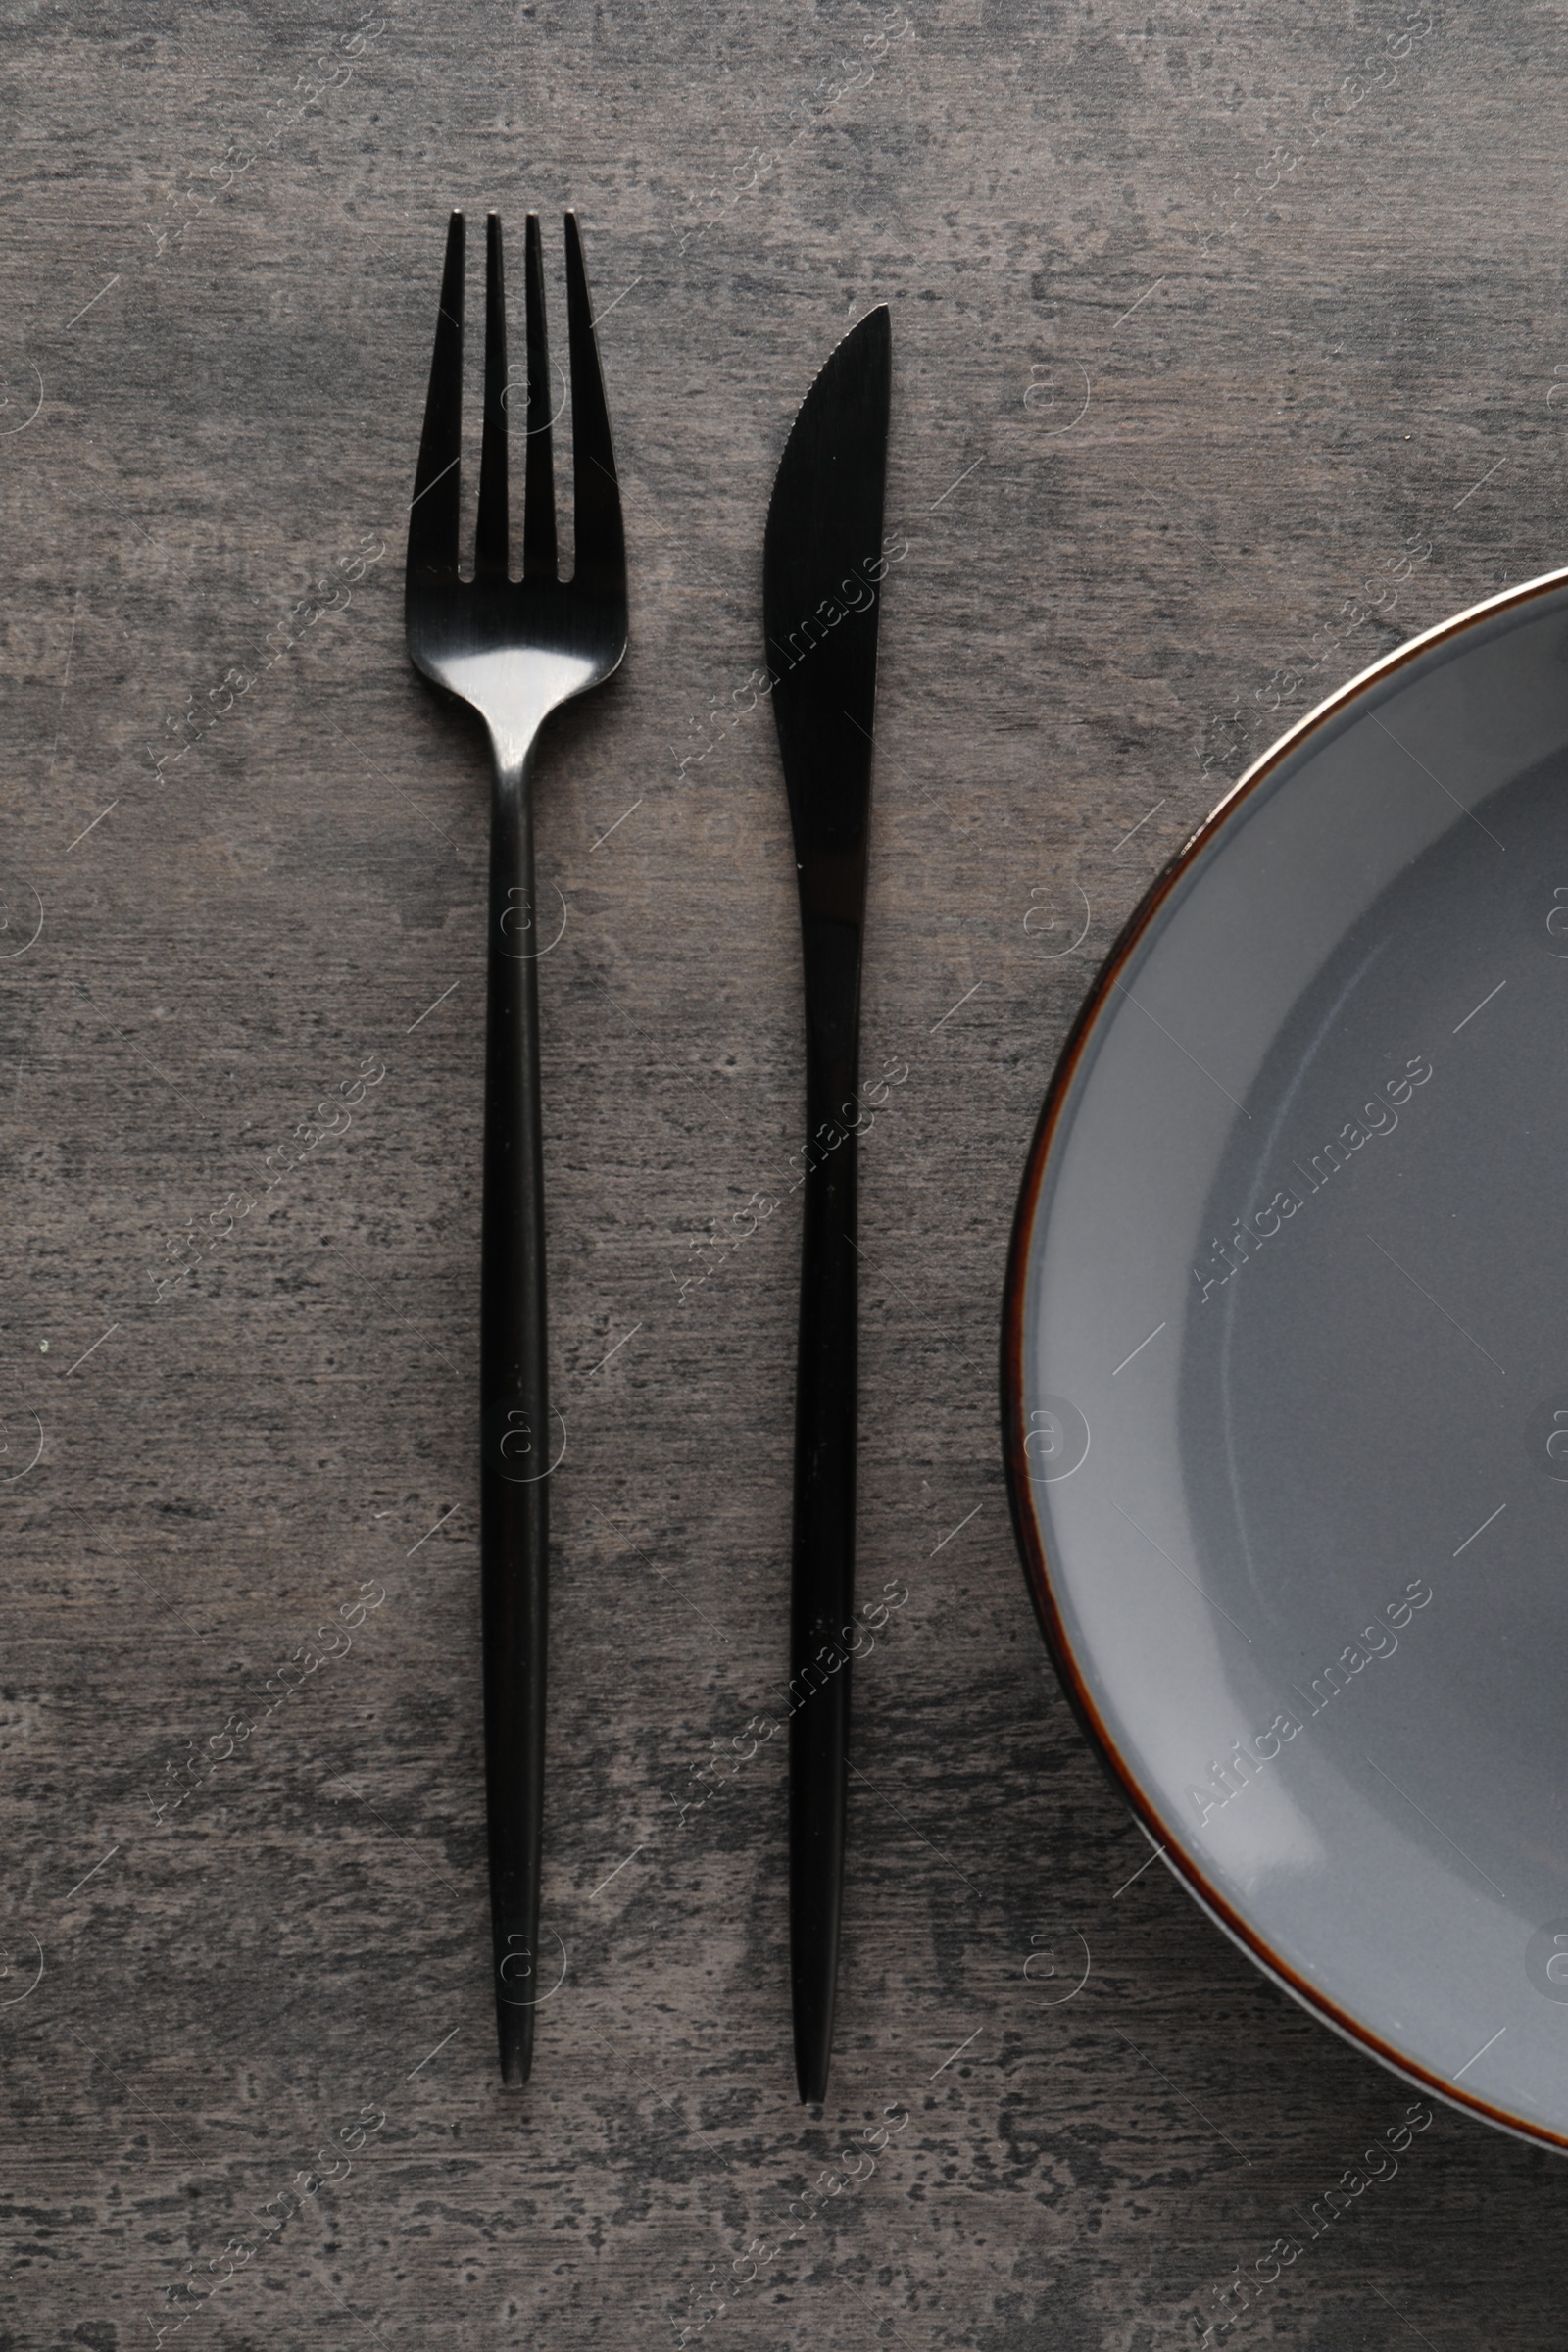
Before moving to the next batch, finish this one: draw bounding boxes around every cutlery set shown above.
[406,209,893,2096]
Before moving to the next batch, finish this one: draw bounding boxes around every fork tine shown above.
[522,213,558,581]
[408,210,465,582]
[474,212,510,582]
[563,212,625,602]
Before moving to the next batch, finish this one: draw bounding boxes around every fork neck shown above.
[485,698,550,793]
[488,733,543,944]
[489,730,540,804]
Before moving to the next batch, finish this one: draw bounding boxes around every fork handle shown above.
[480,750,551,2087]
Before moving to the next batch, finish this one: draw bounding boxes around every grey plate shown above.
[1003,566,1568,2152]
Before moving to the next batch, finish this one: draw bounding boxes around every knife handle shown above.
[480,754,551,2087]
[790,1045,858,2105]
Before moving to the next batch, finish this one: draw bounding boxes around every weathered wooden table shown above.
[2,6,1560,2346]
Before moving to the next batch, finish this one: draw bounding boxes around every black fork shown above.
[405,209,627,2084]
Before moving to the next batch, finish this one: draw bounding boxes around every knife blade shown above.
[763,304,892,2105]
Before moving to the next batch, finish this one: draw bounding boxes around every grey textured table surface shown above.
[3,4,1566,2347]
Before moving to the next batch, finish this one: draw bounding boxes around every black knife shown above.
[763,305,893,2105]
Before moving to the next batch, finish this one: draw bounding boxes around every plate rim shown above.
[1000,558,1568,2154]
